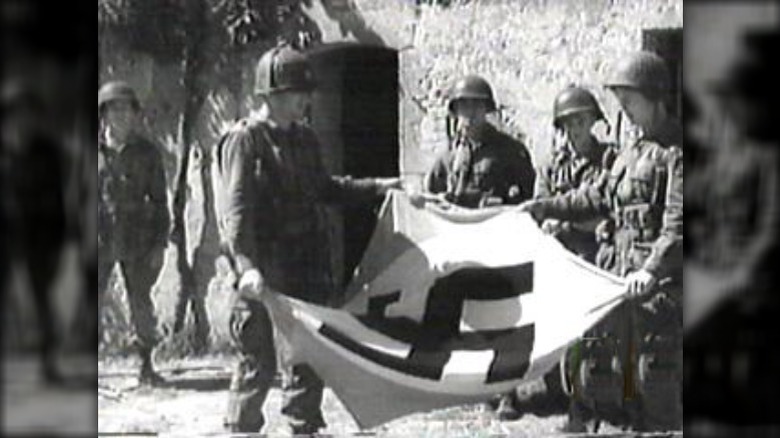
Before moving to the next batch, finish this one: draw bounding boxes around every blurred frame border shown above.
[1,0,96,436]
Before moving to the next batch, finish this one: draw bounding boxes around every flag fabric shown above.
[262,191,628,429]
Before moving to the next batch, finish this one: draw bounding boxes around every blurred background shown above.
[684,1,780,436]
[2,0,94,435]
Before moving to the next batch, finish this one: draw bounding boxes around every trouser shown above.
[1,242,62,365]
[70,256,98,351]
[97,248,164,351]
[226,298,325,433]
[632,295,683,432]
[570,295,682,432]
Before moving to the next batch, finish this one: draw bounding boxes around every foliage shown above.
[98,0,188,60]
[98,0,319,61]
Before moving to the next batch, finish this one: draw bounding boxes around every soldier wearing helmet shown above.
[536,86,616,264]
[97,80,170,386]
[1,79,68,382]
[423,75,535,209]
[534,86,621,431]
[212,44,401,435]
[520,51,683,432]
[420,75,534,420]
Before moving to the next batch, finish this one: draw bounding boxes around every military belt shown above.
[615,203,659,243]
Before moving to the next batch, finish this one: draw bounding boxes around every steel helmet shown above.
[98,81,140,113]
[448,75,497,113]
[254,44,316,96]
[552,86,605,129]
[605,51,671,99]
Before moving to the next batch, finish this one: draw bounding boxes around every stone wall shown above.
[353,0,683,178]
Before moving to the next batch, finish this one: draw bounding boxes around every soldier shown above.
[519,51,683,432]
[212,44,401,435]
[424,75,535,209]
[535,86,620,431]
[535,86,617,264]
[1,79,67,382]
[97,81,170,385]
[421,75,535,420]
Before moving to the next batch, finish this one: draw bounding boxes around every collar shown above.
[640,117,682,147]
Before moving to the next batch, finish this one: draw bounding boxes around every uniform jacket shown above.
[97,134,170,261]
[535,140,617,262]
[535,119,683,281]
[212,117,384,302]
[424,123,535,208]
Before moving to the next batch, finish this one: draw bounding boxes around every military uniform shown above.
[535,143,616,264]
[213,116,387,433]
[425,124,535,208]
[532,117,683,431]
[424,75,535,210]
[97,134,169,357]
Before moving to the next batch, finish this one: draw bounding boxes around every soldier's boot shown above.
[138,346,164,386]
[282,364,327,434]
[635,336,682,432]
[561,399,590,433]
[496,391,522,421]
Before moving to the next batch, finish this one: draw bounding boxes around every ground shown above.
[98,355,577,437]
[4,354,96,436]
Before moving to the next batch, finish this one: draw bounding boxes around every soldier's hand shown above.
[408,191,446,208]
[376,177,403,194]
[541,219,563,235]
[626,269,657,298]
[481,196,504,208]
[516,200,542,221]
[238,269,265,301]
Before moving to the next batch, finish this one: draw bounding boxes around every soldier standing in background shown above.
[1,79,67,382]
[520,51,683,432]
[424,75,535,209]
[97,81,170,386]
[212,44,401,435]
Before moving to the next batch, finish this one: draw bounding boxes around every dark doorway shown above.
[307,44,399,295]
[643,28,683,118]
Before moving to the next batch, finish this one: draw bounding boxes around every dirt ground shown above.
[98,355,581,437]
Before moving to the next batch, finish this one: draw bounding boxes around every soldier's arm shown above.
[303,129,389,205]
[532,174,611,222]
[643,147,683,278]
[148,143,171,249]
[533,164,554,200]
[509,146,536,203]
[528,146,627,221]
[218,130,259,276]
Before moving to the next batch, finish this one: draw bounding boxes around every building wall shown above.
[353,0,682,179]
